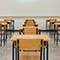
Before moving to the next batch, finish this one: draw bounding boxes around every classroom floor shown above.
[0,33,60,60]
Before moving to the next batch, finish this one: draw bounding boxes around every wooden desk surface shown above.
[4,20,12,23]
[49,19,57,23]
[11,34,51,41]
[0,21,7,25]
[54,23,60,25]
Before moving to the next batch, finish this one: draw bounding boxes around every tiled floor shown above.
[0,34,60,60]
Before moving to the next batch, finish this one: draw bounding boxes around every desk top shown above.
[54,23,60,25]
[11,34,51,41]
[0,21,7,25]
[4,20,12,23]
[49,19,57,22]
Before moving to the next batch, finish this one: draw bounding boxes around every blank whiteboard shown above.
[0,0,60,16]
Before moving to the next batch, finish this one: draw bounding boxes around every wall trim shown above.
[0,16,60,18]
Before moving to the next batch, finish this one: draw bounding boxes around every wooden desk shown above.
[53,22,60,46]
[46,19,57,30]
[11,34,50,60]
[0,21,8,46]
[11,34,51,42]
[4,20,12,24]
[4,19,15,36]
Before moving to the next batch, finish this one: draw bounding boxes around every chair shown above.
[11,34,50,60]
[12,36,42,60]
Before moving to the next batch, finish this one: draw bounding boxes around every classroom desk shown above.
[0,21,8,46]
[46,19,57,30]
[4,19,15,36]
[4,19,14,29]
[11,34,51,60]
[53,23,60,46]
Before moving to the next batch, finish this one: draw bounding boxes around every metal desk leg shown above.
[56,27,58,46]
[54,24,56,44]
[17,40,19,60]
[49,23,50,30]
[46,21,47,30]
[3,26,7,46]
[0,25,2,46]
[9,24,12,37]
[43,48,45,60]
[15,48,18,60]
[40,40,42,60]
[3,30,5,46]
[6,25,7,43]
[40,47,42,60]
[13,21,14,33]
[12,42,14,60]
[46,42,48,60]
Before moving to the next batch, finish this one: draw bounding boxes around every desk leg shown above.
[17,40,19,60]
[6,25,7,43]
[10,24,12,37]
[46,42,48,60]
[0,26,2,46]
[43,48,45,60]
[13,21,14,33]
[56,27,58,46]
[46,21,47,30]
[49,23,51,30]
[40,40,42,60]
[40,47,42,60]
[3,29,5,46]
[15,48,18,60]
[12,42,14,60]
[54,24,55,44]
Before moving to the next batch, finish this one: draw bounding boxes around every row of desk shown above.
[11,19,51,60]
[46,19,60,46]
[0,19,14,46]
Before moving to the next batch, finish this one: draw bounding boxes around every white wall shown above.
[0,0,60,16]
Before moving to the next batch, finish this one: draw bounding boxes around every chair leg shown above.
[54,24,56,44]
[56,27,58,46]
[0,32,2,47]
[40,47,42,60]
[13,21,14,33]
[46,42,48,60]
[6,25,7,43]
[12,42,14,60]
[43,48,45,60]
[3,32,5,46]
[46,21,47,30]
[40,40,42,60]
[0,26,2,47]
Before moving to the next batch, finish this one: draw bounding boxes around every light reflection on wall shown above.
[17,0,34,3]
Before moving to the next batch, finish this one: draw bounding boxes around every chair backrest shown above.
[23,19,37,26]
[16,39,41,60]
